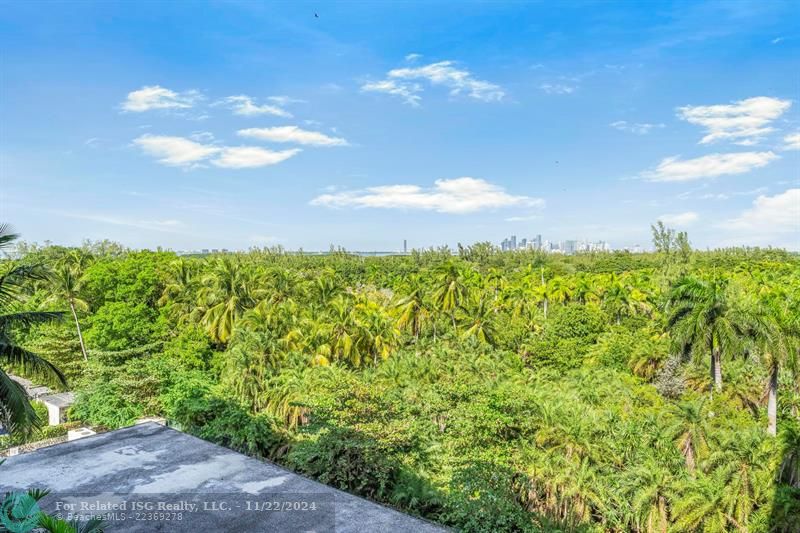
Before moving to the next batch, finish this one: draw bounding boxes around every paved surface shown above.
[0,422,445,532]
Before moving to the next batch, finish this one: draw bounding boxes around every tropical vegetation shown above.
[2,223,799,532]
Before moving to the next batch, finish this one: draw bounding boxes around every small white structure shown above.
[67,427,96,441]
[38,392,76,426]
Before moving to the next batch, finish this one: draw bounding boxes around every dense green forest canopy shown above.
[2,230,799,532]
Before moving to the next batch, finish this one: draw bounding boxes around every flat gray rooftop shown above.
[0,422,445,532]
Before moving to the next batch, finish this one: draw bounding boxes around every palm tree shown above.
[159,258,198,323]
[546,276,572,306]
[624,459,676,533]
[43,264,89,361]
[666,276,746,394]
[749,287,799,436]
[195,257,261,344]
[667,399,710,473]
[458,295,498,346]
[572,273,598,305]
[432,261,468,330]
[603,274,651,325]
[394,276,431,342]
[705,429,772,529]
[0,225,66,435]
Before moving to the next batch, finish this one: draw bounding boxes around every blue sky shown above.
[1,0,798,251]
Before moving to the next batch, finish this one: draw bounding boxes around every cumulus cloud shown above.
[658,212,698,226]
[238,126,348,147]
[784,132,800,150]
[212,146,300,169]
[362,80,422,106]
[610,121,665,135]
[133,134,300,169]
[310,177,541,214]
[718,189,800,248]
[641,151,779,182]
[677,96,792,145]
[539,83,576,95]
[122,85,201,112]
[362,60,504,105]
[215,95,293,117]
[722,188,799,232]
[133,135,220,167]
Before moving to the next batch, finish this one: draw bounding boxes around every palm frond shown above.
[0,342,67,386]
[0,368,41,435]
[0,311,64,330]
[0,223,20,251]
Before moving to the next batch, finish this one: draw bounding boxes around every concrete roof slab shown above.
[0,423,445,533]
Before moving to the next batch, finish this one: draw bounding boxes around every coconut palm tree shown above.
[42,264,89,361]
[666,275,746,394]
[393,274,431,342]
[458,294,498,346]
[432,260,469,330]
[0,225,66,435]
[195,257,262,344]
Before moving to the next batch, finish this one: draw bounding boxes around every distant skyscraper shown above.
[534,234,542,250]
[403,239,407,253]
[510,235,517,250]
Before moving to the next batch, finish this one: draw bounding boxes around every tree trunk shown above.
[768,362,778,436]
[541,268,548,320]
[70,300,88,362]
[713,349,722,391]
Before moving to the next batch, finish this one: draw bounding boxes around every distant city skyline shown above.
[1,2,799,251]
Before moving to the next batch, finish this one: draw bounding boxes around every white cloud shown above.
[641,151,779,182]
[677,96,792,145]
[238,126,348,147]
[133,134,300,169]
[362,60,504,105]
[658,211,698,226]
[216,95,292,117]
[310,177,542,214]
[362,79,422,106]
[719,189,799,248]
[122,85,201,112]
[212,146,300,169]
[539,83,575,95]
[189,131,215,142]
[133,135,220,167]
[405,53,422,62]
[723,189,799,230]
[783,132,800,150]
[610,121,665,135]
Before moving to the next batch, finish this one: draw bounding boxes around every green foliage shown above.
[161,325,214,370]
[85,301,162,351]
[8,235,800,532]
[524,304,607,370]
[442,463,539,532]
